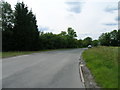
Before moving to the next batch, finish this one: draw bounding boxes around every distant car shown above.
[88,45,92,48]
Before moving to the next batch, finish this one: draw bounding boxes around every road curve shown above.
[2,48,85,88]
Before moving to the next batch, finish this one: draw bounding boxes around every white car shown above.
[88,45,92,48]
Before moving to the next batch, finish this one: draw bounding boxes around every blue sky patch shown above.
[65,2,84,14]
[103,23,118,26]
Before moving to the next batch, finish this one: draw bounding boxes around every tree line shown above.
[99,30,120,46]
[1,2,119,51]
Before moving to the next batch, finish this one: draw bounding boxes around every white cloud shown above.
[5,0,119,39]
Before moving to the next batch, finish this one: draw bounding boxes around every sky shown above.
[5,0,119,40]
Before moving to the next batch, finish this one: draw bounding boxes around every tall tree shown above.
[13,2,39,51]
[2,1,14,31]
[2,1,14,51]
[83,37,92,47]
[66,27,77,48]
[118,29,120,46]
[99,33,111,46]
[77,39,83,48]
[67,27,77,38]
[59,31,67,36]
[92,40,99,46]
[110,30,118,46]
[0,1,2,30]
[0,1,2,51]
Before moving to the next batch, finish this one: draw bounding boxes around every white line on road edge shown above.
[79,64,85,83]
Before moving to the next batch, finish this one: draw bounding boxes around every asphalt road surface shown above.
[2,48,85,88]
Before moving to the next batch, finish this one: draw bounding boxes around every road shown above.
[2,48,85,88]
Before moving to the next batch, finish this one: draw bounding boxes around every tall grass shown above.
[82,46,118,88]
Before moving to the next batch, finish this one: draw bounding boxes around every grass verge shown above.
[82,46,119,88]
[1,48,76,58]
[1,51,40,58]
[1,49,54,58]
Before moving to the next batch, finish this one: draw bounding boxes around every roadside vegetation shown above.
[82,46,119,88]
[1,51,40,58]
[1,48,77,58]
[1,49,58,58]
[0,52,1,58]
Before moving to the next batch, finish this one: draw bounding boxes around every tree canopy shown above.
[99,30,119,46]
[1,1,119,51]
[13,2,39,51]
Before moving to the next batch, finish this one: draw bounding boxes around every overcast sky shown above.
[5,0,119,39]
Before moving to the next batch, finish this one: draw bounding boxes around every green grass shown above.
[82,46,119,88]
[1,49,54,58]
[1,48,76,58]
[0,52,1,58]
[1,51,41,58]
